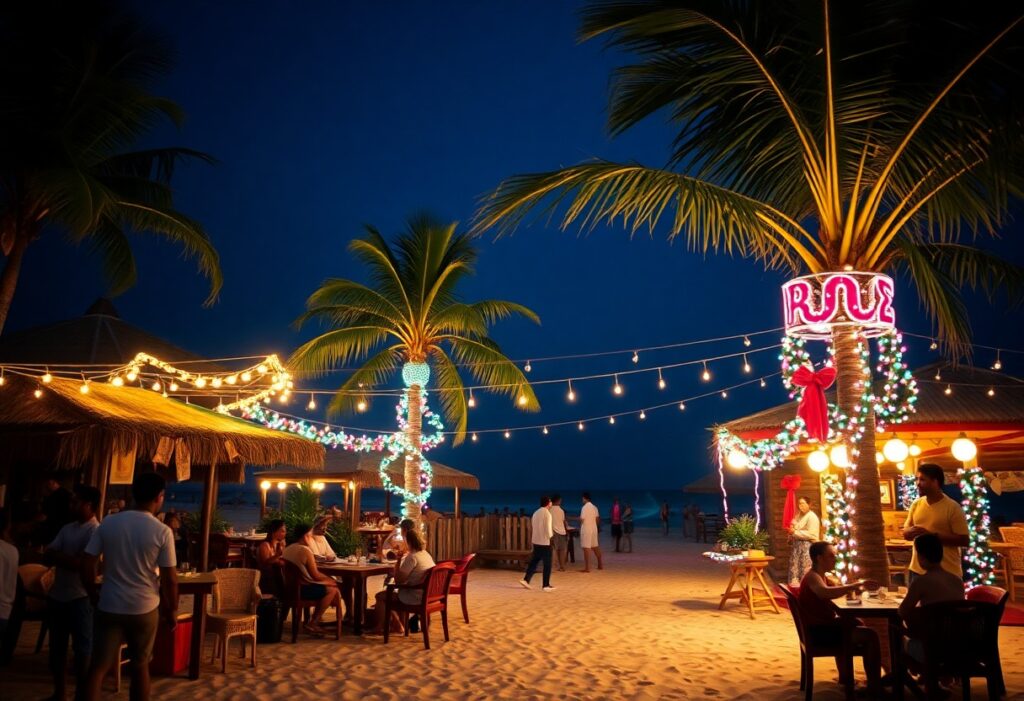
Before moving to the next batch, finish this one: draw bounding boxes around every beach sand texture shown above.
[2,531,1022,700]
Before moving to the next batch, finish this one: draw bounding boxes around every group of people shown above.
[519,493,611,591]
[794,463,972,696]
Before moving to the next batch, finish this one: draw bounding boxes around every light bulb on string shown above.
[169,381,179,393]
[471,433,478,442]
[908,443,922,457]
[726,449,749,469]
[701,361,711,382]
[944,385,952,396]
[929,339,938,351]
[760,377,767,388]
[897,461,907,472]
[517,392,528,406]
[467,390,476,408]
[34,387,43,399]
[612,375,623,395]
[951,433,977,462]
[308,395,317,410]
[678,402,686,411]
[356,398,368,412]
[504,430,511,439]
[631,350,639,364]
[807,449,830,472]
[993,351,1002,371]
[742,354,751,373]
[524,360,532,373]
[212,377,222,388]
[883,437,909,463]
[195,377,207,388]
[126,369,138,382]
[0,368,5,386]
[743,336,751,347]
[934,370,941,381]
[657,369,666,390]
[226,375,237,385]
[988,387,995,397]
[609,416,616,425]
[578,421,585,431]
[241,371,252,382]
[720,390,728,399]
[639,410,646,420]
[257,365,268,375]
[542,426,549,435]
[111,375,124,387]
[79,374,89,394]
[42,369,52,384]
[567,380,576,403]
[151,380,162,392]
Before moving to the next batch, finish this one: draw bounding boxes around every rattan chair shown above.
[207,568,260,672]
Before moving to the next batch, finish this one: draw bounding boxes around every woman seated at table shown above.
[379,518,415,560]
[282,524,342,636]
[798,541,882,696]
[257,519,286,596]
[366,528,434,634]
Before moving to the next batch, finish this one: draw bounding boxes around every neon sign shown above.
[782,271,895,339]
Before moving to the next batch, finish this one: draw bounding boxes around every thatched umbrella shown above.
[0,374,323,569]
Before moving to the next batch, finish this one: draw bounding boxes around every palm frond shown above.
[429,347,469,445]
[469,300,542,326]
[87,218,137,296]
[439,335,539,411]
[289,326,394,378]
[325,345,403,417]
[298,278,408,330]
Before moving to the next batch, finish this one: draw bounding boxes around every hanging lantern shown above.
[875,451,885,465]
[908,443,922,457]
[726,449,750,469]
[829,444,851,468]
[808,449,830,473]
[882,437,909,463]
[951,434,978,462]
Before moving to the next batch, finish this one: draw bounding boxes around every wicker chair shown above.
[438,553,476,623]
[207,568,260,672]
[998,526,1024,601]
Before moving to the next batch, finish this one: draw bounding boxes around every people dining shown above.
[309,517,337,560]
[257,519,287,597]
[281,524,342,637]
[798,541,882,697]
[898,533,965,663]
[367,528,434,635]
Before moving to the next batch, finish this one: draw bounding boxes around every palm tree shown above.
[290,215,540,522]
[474,1,1024,583]
[0,1,222,334]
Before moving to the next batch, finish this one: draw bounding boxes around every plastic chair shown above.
[438,553,476,623]
[208,568,260,672]
[965,585,1009,696]
[281,561,341,642]
[778,584,856,701]
[384,562,456,650]
[900,599,1002,700]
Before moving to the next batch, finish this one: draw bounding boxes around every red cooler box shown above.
[150,614,193,676]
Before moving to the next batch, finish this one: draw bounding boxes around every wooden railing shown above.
[424,515,532,561]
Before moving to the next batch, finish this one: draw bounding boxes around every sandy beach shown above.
[2,530,1022,701]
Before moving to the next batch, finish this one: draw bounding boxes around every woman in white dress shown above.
[788,497,821,586]
[579,492,604,572]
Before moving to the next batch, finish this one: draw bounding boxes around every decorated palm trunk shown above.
[404,381,423,523]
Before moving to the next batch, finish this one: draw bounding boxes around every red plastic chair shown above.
[383,562,456,650]
[966,585,1009,695]
[281,562,341,643]
[438,553,476,624]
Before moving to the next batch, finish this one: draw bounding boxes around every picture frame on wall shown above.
[879,479,895,508]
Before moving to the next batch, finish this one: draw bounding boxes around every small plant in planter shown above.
[717,514,770,554]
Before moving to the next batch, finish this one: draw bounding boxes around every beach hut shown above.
[0,374,323,569]
[713,362,1024,580]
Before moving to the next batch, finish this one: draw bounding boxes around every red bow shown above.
[792,365,836,443]
[781,474,802,530]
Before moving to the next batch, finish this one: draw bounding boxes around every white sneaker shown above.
[519,579,531,589]
[543,586,556,592]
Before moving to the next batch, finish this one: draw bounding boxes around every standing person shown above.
[519,496,555,591]
[0,507,17,653]
[621,503,634,553]
[787,497,821,587]
[903,463,970,580]
[40,473,74,546]
[45,485,100,701]
[579,493,604,572]
[549,495,569,572]
[82,473,177,701]
[682,503,692,539]
[660,501,670,536]
[610,497,623,552]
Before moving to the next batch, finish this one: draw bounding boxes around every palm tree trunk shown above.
[0,234,29,336]
[404,384,423,525]
[833,331,889,586]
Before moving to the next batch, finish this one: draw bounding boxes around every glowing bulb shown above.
[742,354,751,373]
[578,422,585,431]
[258,365,268,375]
[882,437,909,463]
[42,371,52,384]
[720,390,728,399]
[993,355,1002,371]
[657,369,666,390]
[896,461,907,472]
[260,480,271,491]
[875,451,885,465]
[212,377,222,388]
[524,361,531,373]
[944,385,952,396]
[929,340,938,351]
[726,449,749,469]
[987,387,995,397]
[829,444,850,468]
[567,381,576,402]
[111,376,124,387]
[760,378,767,388]
[356,399,367,412]
[518,394,528,406]
[313,481,325,491]
[79,381,89,394]
[934,371,941,381]
[151,380,162,392]
[504,430,510,439]
[639,410,646,420]
[241,371,252,382]
[308,396,317,410]
[195,377,207,388]
[34,388,43,399]
[609,416,615,425]
[701,362,711,382]
[678,402,686,411]
[471,433,478,442]
[743,336,751,347]
[612,375,623,395]
[126,370,138,382]
[808,449,830,473]
[468,393,476,408]
[909,443,922,457]
[542,426,549,435]
[277,482,286,491]
[631,351,639,364]
[951,434,977,462]
[226,375,237,385]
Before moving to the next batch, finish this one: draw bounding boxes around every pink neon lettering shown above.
[875,277,895,325]
[784,273,895,329]
[783,281,812,327]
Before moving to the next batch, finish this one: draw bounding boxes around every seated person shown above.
[379,518,415,560]
[366,529,434,634]
[898,533,965,662]
[257,519,287,597]
[282,524,342,636]
[798,541,882,696]
[309,517,337,560]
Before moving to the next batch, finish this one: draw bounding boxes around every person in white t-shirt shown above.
[549,495,569,572]
[579,492,604,572]
[44,484,100,701]
[309,517,337,560]
[82,473,177,701]
[519,496,555,591]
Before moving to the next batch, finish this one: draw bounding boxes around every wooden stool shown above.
[717,557,781,619]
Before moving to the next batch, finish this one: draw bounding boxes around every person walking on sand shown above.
[550,495,569,572]
[660,500,670,536]
[611,497,623,552]
[579,493,603,572]
[622,503,634,553]
[520,496,555,591]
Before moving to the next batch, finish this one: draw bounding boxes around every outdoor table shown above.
[318,561,395,635]
[177,572,217,681]
[225,534,265,563]
[712,556,780,619]
[833,594,906,700]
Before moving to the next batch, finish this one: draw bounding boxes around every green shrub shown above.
[717,514,770,552]
[259,483,360,557]
[180,509,230,535]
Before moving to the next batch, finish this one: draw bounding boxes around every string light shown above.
[542,426,549,435]
[34,387,42,399]
[111,375,124,387]
[467,390,476,408]
[657,368,666,390]
[742,354,751,373]
[567,380,576,402]
[612,375,623,395]
[524,360,532,373]
[988,387,995,397]
[993,351,1002,371]
[945,384,953,396]
[211,377,223,388]
[517,392,528,406]
[760,377,767,388]
[471,433,478,442]
[308,395,317,410]
[631,350,639,364]
[169,381,179,392]
[934,370,942,381]
[743,336,752,347]
[678,402,686,411]
[0,368,4,387]
[241,371,252,382]
[127,369,138,382]
[504,430,511,439]
[195,377,207,388]
[151,380,162,392]
[226,374,237,385]
[929,339,938,351]
[42,369,52,384]
[639,410,646,420]
[578,421,585,431]
[720,390,728,398]
[609,416,615,425]
[79,374,89,394]
[701,361,711,382]
[356,398,368,412]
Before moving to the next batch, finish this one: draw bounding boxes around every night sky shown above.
[9,2,1024,490]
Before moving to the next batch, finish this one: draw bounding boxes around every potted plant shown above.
[260,483,360,557]
[717,515,770,555]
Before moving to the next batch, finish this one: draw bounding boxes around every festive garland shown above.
[821,472,857,582]
[898,474,919,510]
[874,332,919,429]
[380,362,435,513]
[959,466,998,588]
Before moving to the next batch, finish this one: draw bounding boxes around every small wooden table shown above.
[177,573,217,681]
[714,556,780,619]
[834,595,906,701]
[318,561,395,635]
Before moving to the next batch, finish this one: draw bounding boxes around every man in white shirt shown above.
[549,495,569,572]
[45,484,100,701]
[82,473,177,701]
[519,496,555,591]
[579,492,604,572]
[310,517,337,560]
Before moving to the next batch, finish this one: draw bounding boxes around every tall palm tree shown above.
[0,1,222,334]
[290,215,540,522]
[474,0,1024,583]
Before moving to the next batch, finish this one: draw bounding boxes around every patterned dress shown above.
[788,510,821,584]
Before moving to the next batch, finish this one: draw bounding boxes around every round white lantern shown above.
[882,437,909,463]
[726,449,750,469]
[829,444,851,468]
[908,443,922,457]
[808,449,830,473]
[875,451,885,465]
[951,434,977,462]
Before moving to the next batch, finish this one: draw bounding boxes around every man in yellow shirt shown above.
[902,464,970,579]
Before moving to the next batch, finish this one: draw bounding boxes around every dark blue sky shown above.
[9,1,1024,489]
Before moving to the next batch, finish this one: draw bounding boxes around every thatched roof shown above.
[717,362,1024,436]
[0,298,224,371]
[682,470,756,494]
[256,447,480,490]
[0,374,324,474]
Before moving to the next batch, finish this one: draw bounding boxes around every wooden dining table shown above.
[177,572,218,681]
[833,594,906,701]
[318,561,396,635]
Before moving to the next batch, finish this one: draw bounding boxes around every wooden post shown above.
[96,450,111,522]
[342,484,349,516]
[454,486,461,555]
[351,485,362,530]
[199,463,217,572]
[259,488,267,521]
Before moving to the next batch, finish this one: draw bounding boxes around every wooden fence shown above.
[425,515,532,562]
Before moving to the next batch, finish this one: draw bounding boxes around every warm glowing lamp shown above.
[908,443,922,457]
[808,449,830,473]
[726,449,749,469]
[951,434,977,462]
[882,437,909,463]
[260,480,272,491]
[875,451,885,465]
[829,444,850,468]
